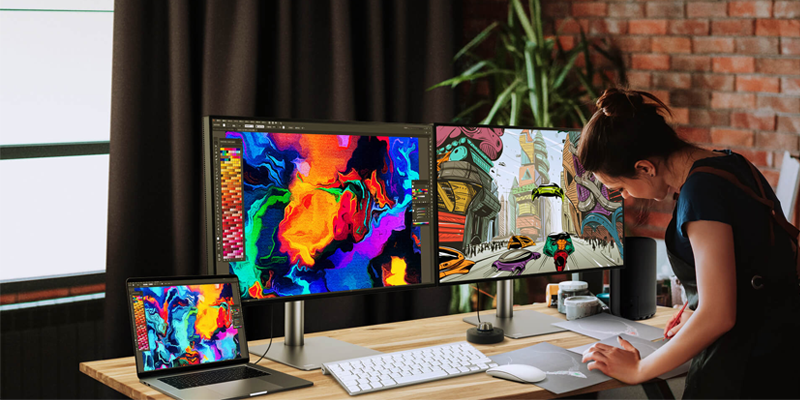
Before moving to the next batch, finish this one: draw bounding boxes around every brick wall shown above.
[462,0,800,237]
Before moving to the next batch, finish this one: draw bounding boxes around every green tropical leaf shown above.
[481,78,520,124]
[454,22,498,61]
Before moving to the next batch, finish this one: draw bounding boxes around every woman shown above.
[578,88,800,399]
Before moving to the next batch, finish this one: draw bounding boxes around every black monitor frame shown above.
[432,123,625,288]
[202,116,439,304]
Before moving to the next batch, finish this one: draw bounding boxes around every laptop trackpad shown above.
[213,378,281,398]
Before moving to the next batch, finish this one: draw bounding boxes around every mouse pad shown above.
[568,334,691,380]
[488,342,612,394]
[552,313,664,341]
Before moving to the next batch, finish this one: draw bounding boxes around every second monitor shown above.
[435,125,624,337]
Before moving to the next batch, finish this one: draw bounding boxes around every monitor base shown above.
[463,310,566,339]
[249,336,381,370]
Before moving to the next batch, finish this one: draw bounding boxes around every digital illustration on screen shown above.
[436,127,623,282]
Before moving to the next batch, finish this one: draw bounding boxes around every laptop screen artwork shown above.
[129,281,245,372]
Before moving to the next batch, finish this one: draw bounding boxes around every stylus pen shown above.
[664,302,688,339]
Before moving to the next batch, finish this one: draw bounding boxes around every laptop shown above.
[126,275,312,399]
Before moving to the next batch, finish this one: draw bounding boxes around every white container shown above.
[558,281,589,314]
[565,296,601,320]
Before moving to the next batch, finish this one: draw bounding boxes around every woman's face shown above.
[593,171,671,201]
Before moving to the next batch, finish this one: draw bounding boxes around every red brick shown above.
[690,109,731,126]
[756,95,800,113]
[776,116,800,134]
[774,1,800,18]
[761,169,780,188]
[613,37,652,52]
[728,1,773,17]
[652,72,691,89]
[670,107,690,124]
[687,2,728,18]
[712,92,756,109]
[782,78,800,95]
[609,3,645,18]
[756,19,800,37]
[590,19,629,35]
[676,126,712,143]
[646,2,685,18]
[0,293,17,305]
[558,36,576,51]
[632,54,671,71]
[692,74,735,91]
[737,149,771,167]
[711,128,755,147]
[781,38,800,55]
[652,37,691,53]
[668,20,710,36]
[629,19,668,35]
[17,288,70,303]
[672,55,711,71]
[670,90,710,107]
[756,58,800,75]
[556,19,591,35]
[735,37,780,55]
[758,131,800,150]
[572,2,608,17]
[772,151,785,168]
[543,2,570,18]
[650,89,672,106]
[70,283,106,296]
[627,71,652,88]
[712,20,755,36]
[736,75,780,93]
[712,56,755,73]
[693,37,735,54]
[731,111,777,131]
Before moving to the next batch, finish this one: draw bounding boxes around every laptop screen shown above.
[127,276,247,373]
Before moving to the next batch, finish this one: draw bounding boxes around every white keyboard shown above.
[321,341,498,396]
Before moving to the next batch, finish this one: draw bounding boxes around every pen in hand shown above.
[664,302,688,339]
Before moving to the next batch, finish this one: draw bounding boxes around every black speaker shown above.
[611,236,657,320]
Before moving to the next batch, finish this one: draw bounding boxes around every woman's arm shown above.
[582,220,738,384]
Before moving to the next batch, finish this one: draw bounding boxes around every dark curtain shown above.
[105,0,458,362]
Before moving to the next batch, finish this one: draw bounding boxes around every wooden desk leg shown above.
[642,380,675,400]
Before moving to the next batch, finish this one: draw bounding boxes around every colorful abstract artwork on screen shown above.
[138,284,240,371]
[225,131,422,299]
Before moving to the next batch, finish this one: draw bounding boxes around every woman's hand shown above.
[664,308,693,338]
[581,336,643,385]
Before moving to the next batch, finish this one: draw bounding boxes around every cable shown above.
[254,303,274,365]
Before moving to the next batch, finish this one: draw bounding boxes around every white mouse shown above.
[486,364,546,383]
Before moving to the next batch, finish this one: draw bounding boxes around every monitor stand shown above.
[463,280,567,339]
[249,300,381,370]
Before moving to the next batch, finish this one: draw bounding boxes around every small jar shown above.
[564,296,601,320]
[558,281,589,314]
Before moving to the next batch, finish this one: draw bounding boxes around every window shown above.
[0,0,113,284]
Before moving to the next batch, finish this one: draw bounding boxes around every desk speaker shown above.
[611,237,657,320]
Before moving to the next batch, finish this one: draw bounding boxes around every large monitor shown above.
[434,125,624,337]
[202,117,437,369]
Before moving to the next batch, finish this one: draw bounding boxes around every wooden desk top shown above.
[81,304,676,399]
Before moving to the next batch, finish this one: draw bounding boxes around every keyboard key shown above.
[395,370,448,384]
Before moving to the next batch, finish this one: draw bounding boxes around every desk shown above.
[81,304,678,399]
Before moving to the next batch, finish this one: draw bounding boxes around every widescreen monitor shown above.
[203,117,438,302]
[435,125,624,286]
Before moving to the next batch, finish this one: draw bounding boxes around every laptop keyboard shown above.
[159,366,269,389]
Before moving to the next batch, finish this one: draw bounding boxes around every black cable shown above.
[254,303,274,365]
[476,284,481,324]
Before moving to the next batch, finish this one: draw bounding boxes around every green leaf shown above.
[454,100,490,121]
[512,0,536,43]
[454,22,498,61]
[481,78,520,125]
[553,50,579,89]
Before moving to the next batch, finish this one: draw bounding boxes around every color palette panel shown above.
[220,148,244,260]
[132,294,149,351]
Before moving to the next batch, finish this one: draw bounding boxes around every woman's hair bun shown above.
[595,88,670,118]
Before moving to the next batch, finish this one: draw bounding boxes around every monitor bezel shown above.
[432,123,625,287]
[126,275,250,378]
[202,116,439,304]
